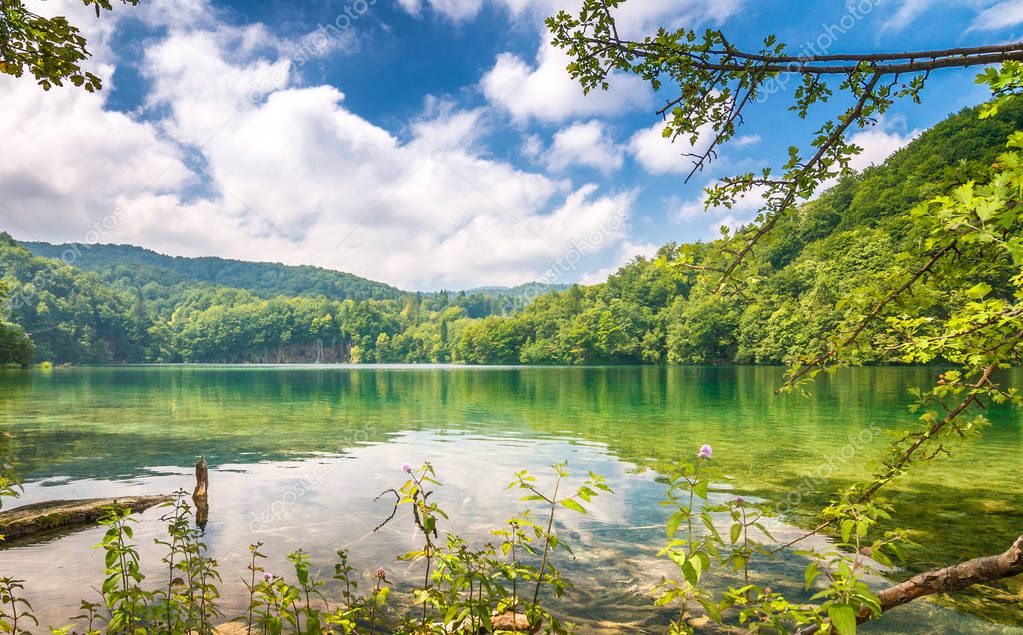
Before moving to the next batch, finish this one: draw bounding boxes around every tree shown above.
[551,1,1023,630]
[0,0,139,92]
[548,2,1023,290]
[0,321,32,366]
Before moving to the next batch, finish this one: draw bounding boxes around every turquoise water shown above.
[0,365,1020,632]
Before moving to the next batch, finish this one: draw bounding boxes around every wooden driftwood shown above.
[0,495,172,541]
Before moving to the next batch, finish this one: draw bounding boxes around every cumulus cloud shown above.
[628,120,715,176]
[0,0,639,291]
[733,134,762,148]
[0,28,193,247]
[671,184,771,235]
[480,42,650,123]
[847,117,921,172]
[578,240,659,284]
[393,0,483,21]
[477,0,744,123]
[543,120,625,174]
[883,0,1009,32]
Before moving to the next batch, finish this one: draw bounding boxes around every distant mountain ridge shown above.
[23,241,405,302]
[21,241,567,301]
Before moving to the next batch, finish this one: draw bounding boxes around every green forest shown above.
[2,98,1021,367]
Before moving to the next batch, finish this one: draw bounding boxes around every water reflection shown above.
[0,366,1020,632]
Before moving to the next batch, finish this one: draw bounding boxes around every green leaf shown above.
[828,604,857,635]
[560,499,586,514]
[840,519,854,544]
[966,282,992,299]
[697,597,722,622]
[804,561,819,590]
[666,510,685,538]
[693,480,709,500]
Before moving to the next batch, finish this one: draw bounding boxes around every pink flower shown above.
[376,567,386,580]
[698,444,713,460]
[402,463,412,474]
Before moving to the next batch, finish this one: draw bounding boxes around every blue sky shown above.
[0,0,1019,290]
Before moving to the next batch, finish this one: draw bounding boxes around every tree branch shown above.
[594,38,1023,75]
[713,72,882,292]
[799,534,1023,634]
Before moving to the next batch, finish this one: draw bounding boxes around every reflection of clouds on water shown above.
[5,431,657,629]
[5,431,1012,634]
[5,433,690,629]
[4,364,1023,635]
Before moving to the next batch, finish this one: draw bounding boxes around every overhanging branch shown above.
[799,534,1023,634]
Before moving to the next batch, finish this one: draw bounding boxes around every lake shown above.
[0,365,1021,633]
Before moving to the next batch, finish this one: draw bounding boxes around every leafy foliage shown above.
[0,0,138,92]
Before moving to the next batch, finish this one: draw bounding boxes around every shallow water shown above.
[0,365,1020,632]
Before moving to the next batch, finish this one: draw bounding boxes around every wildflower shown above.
[402,463,412,474]
[698,444,713,459]
[376,567,386,580]
[735,496,745,506]
[263,572,273,582]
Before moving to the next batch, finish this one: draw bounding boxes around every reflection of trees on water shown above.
[1,365,1021,623]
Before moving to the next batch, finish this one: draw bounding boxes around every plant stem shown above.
[531,476,561,612]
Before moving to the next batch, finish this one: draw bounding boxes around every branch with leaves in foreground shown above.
[798,535,1023,634]
[0,0,139,92]
[548,0,1023,290]
[552,2,1023,628]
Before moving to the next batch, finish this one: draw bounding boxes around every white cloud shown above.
[544,120,624,174]
[410,96,487,150]
[674,185,768,218]
[477,0,745,123]
[0,7,193,246]
[397,0,741,33]
[396,0,424,17]
[578,240,659,284]
[0,0,639,291]
[521,133,544,161]
[969,0,1023,30]
[734,134,762,148]
[881,0,936,32]
[883,0,1007,32]
[847,117,920,172]
[393,0,483,21]
[481,42,650,123]
[628,120,715,176]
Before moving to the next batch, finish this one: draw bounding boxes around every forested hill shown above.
[2,98,1022,365]
[23,242,404,302]
[0,237,566,364]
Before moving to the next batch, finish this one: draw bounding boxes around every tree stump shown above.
[193,456,209,530]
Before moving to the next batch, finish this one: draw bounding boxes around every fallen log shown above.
[0,495,172,541]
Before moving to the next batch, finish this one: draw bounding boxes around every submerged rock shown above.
[490,611,534,632]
